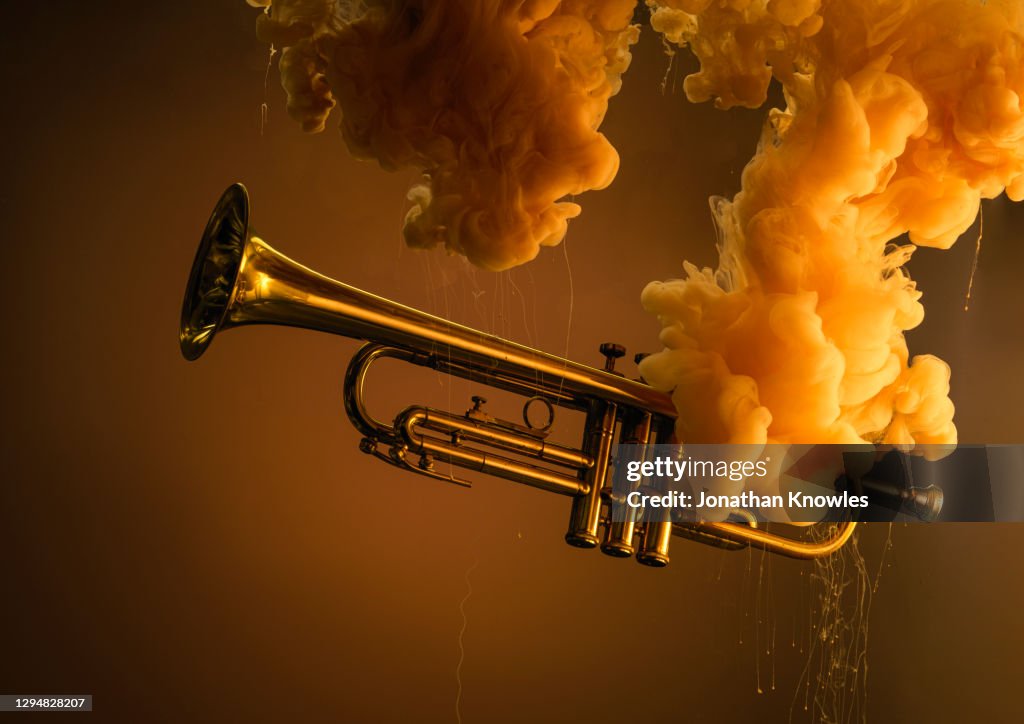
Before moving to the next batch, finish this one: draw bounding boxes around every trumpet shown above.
[180,184,871,565]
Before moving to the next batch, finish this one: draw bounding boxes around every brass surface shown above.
[181,184,865,564]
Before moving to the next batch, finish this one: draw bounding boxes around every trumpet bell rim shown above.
[180,184,250,361]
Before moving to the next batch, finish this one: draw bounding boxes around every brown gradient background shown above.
[2,2,1023,722]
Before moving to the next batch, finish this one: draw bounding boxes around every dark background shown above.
[2,2,1023,722]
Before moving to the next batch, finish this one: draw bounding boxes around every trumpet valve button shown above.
[599,343,626,374]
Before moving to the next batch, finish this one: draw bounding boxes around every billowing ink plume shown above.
[641,0,1024,451]
[250,0,640,270]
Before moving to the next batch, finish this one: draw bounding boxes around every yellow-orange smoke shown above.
[641,0,1024,450]
[250,0,639,271]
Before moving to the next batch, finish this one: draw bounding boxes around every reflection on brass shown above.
[181,184,859,564]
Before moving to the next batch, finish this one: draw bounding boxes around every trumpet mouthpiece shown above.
[908,485,944,523]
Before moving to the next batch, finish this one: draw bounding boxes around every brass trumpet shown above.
[180,184,860,565]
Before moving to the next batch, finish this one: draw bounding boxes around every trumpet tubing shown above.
[181,184,858,565]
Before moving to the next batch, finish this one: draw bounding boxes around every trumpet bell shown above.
[180,183,250,361]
